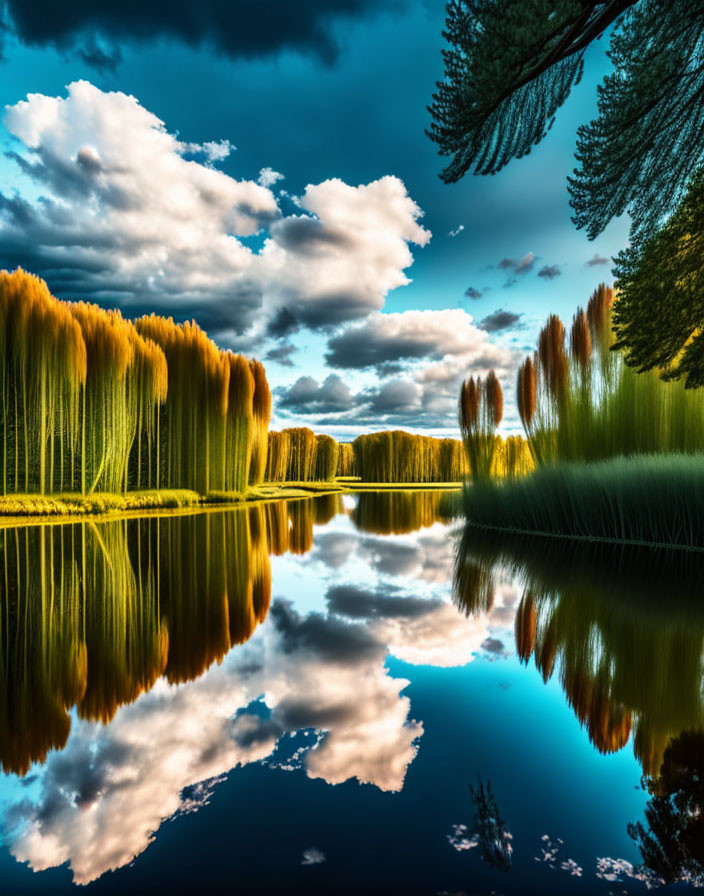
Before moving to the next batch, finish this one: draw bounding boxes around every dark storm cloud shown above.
[266,307,300,339]
[230,714,283,749]
[481,637,505,655]
[275,698,354,730]
[269,216,353,254]
[537,264,561,280]
[276,374,354,414]
[464,287,483,300]
[479,309,522,333]
[327,584,440,620]
[1,0,411,66]
[265,343,297,367]
[586,253,610,266]
[369,378,419,412]
[269,291,382,336]
[325,327,441,370]
[270,599,384,665]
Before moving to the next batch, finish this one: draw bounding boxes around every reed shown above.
[519,284,704,465]
[314,434,339,481]
[248,359,271,486]
[0,270,269,499]
[455,525,704,775]
[463,453,704,549]
[265,430,291,482]
[336,442,356,477]
[459,372,503,483]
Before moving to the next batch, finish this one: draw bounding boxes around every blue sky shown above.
[0,1,629,436]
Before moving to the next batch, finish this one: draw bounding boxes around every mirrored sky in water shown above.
[0,494,673,893]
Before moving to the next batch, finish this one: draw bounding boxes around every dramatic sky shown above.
[0,1,628,437]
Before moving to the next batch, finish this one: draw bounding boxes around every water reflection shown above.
[0,498,350,777]
[351,489,455,534]
[1,491,487,885]
[455,523,704,888]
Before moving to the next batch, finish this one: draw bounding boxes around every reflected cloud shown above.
[0,491,493,884]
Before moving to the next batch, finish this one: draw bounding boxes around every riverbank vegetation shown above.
[463,283,704,544]
[0,269,269,499]
[463,454,704,550]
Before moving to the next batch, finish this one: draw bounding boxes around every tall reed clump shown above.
[135,315,260,494]
[0,270,87,495]
[265,430,291,482]
[284,427,318,481]
[463,454,704,549]
[353,430,473,483]
[0,269,269,498]
[248,359,271,486]
[459,371,503,483]
[314,434,339,481]
[518,284,704,465]
[336,442,356,477]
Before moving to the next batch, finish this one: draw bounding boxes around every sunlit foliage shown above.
[336,442,356,477]
[459,372,503,483]
[0,270,268,497]
[354,431,465,483]
[265,430,291,483]
[248,359,271,486]
[314,434,339,482]
[518,284,704,465]
[352,490,451,534]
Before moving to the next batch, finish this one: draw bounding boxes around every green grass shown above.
[463,453,704,549]
[0,479,463,521]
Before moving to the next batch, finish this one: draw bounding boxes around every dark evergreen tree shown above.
[428,0,704,241]
[612,168,704,387]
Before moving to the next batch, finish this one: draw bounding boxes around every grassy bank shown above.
[463,454,704,549]
[0,479,463,522]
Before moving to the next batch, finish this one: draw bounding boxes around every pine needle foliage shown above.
[429,0,704,242]
[612,166,704,388]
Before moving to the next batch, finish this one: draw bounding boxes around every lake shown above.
[0,490,697,893]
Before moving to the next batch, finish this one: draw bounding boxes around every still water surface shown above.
[0,491,699,893]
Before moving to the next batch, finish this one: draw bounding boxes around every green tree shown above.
[428,0,704,241]
[612,168,704,387]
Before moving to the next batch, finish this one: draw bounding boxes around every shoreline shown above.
[0,480,463,527]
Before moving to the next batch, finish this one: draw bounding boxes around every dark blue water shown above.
[0,492,694,893]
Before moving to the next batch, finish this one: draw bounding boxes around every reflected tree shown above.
[469,778,513,872]
[629,731,704,886]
